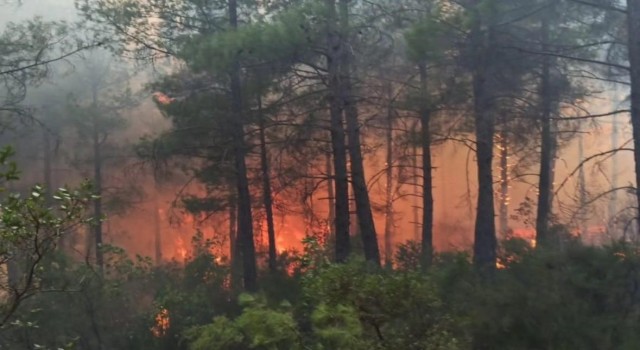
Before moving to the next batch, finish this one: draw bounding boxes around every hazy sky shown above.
[0,0,76,26]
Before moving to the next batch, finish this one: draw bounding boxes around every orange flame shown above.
[152,92,175,106]
[175,237,188,262]
[151,308,170,337]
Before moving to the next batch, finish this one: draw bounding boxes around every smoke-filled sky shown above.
[1,0,636,261]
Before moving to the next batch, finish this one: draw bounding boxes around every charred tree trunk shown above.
[339,0,380,265]
[471,11,497,269]
[257,98,277,272]
[229,0,257,292]
[326,0,351,263]
[384,82,394,267]
[627,0,640,234]
[91,84,104,272]
[418,62,434,267]
[535,16,553,248]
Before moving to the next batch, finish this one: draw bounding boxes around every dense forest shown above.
[2,0,640,348]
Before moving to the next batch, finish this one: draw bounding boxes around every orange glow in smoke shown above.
[175,237,188,262]
[152,92,175,106]
[151,308,170,337]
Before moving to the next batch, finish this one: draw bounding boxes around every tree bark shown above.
[471,8,497,269]
[418,62,433,267]
[326,0,351,263]
[229,0,257,292]
[535,15,553,248]
[626,0,640,235]
[339,0,380,265]
[258,97,277,272]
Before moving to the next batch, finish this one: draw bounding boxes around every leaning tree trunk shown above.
[339,0,380,265]
[535,16,554,248]
[471,7,497,269]
[257,97,277,272]
[229,0,257,292]
[418,62,434,267]
[326,0,351,263]
[627,0,640,235]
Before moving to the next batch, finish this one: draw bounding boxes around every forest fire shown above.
[174,237,188,262]
[151,308,170,338]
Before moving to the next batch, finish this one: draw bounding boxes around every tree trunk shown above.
[91,84,104,272]
[153,182,162,266]
[471,10,497,269]
[229,195,241,291]
[535,16,553,248]
[339,0,380,265]
[258,97,277,272]
[499,131,509,238]
[229,0,257,292]
[326,151,336,234]
[384,82,394,267]
[626,0,640,235]
[578,133,588,238]
[325,0,351,263]
[419,62,434,267]
[43,128,53,207]
[412,132,420,242]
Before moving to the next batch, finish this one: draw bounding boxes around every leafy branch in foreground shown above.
[0,146,93,329]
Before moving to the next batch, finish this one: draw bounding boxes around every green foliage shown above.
[186,294,301,350]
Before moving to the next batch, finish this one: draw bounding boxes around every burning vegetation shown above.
[4,0,640,349]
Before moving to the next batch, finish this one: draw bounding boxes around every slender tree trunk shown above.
[257,98,277,272]
[626,0,640,235]
[229,0,257,292]
[326,151,336,234]
[412,133,420,241]
[536,16,553,248]
[471,10,497,269]
[499,131,509,238]
[418,62,434,267]
[384,82,394,267]
[326,0,351,263]
[610,113,618,223]
[229,197,237,262]
[43,128,53,206]
[91,84,104,272]
[229,195,241,291]
[339,0,380,265]
[153,182,162,266]
[578,133,588,238]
